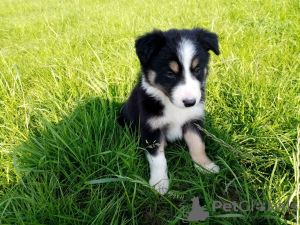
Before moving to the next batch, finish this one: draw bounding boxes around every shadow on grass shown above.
[0,96,294,224]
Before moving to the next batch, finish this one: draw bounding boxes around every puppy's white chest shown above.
[148,102,205,141]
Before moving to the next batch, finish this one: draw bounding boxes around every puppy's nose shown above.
[183,99,196,107]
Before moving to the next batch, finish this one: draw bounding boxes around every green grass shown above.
[0,0,299,224]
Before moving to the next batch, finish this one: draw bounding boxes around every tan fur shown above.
[169,61,179,73]
[191,58,199,70]
[184,129,213,167]
[148,70,157,85]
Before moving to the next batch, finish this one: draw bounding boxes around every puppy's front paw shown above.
[195,162,220,174]
[149,175,169,195]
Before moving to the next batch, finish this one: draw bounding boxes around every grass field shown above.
[0,0,300,224]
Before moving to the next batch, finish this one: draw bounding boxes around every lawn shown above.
[0,0,299,224]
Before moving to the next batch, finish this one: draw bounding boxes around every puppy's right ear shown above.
[135,30,165,66]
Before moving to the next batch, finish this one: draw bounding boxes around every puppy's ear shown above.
[135,30,165,66]
[195,28,220,55]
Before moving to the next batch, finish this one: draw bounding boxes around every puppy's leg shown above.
[143,130,169,194]
[183,122,219,173]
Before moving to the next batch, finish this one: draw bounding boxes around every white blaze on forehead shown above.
[178,39,196,74]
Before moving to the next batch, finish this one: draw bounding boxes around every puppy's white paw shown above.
[195,162,220,174]
[149,175,169,195]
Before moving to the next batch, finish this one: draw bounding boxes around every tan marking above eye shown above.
[148,70,156,84]
[191,58,199,70]
[169,61,179,73]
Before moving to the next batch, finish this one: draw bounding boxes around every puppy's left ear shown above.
[195,28,220,55]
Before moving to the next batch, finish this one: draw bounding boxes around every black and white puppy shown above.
[119,28,220,194]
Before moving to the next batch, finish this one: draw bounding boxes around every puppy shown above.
[118,28,220,194]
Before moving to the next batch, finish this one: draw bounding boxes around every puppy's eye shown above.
[166,71,176,78]
[193,67,201,75]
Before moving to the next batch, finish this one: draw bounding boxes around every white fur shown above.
[171,73,201,108]
[142,77,205,141]
[195,162,220,173]
[171,39,201,108]
[147,152,169,194]
[178,39,196,74]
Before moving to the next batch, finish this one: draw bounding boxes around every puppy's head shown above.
[135,28,219,108]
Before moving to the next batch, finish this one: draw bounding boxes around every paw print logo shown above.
[255,202,266,211]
